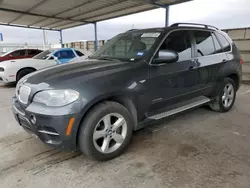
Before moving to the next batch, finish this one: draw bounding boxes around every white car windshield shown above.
[33,50,53,60]
[1,51,12,57]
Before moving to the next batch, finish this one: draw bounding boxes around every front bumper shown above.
[0,72,16,83]
[0,72,9,83]
[12,97,82,150]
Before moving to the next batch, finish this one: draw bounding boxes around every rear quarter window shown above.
[216,32,231,52]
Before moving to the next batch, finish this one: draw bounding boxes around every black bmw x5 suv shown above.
[12,23,242,161]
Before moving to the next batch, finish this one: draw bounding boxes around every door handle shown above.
[189,66,196,70]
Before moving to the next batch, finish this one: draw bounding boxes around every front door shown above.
[148,30,201,114]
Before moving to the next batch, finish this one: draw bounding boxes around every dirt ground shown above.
[1,83,250,188]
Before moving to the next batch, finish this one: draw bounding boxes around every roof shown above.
[0,0,191,31]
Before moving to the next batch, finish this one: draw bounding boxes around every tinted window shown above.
[212,33,222,53]
[194,31,216,57]
[54,50,75,59]
[76,50,84,56]
[160,30,192,61]
[216,33,231,52]
[28,50,41,55]
[12,50,26,57]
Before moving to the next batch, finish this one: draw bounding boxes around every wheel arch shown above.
[75,95,138,147]
[226,73,240,90]
[16,67,37,80]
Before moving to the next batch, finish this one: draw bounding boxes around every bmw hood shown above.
[22,59,131,87]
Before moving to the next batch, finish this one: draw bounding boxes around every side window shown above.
[12,50,26,57]
[20,50,26,56]
[160,30,192,61]
[216,33,231,52]
[54,50,75,59]
[212,33,222,53]
[28,50,40,56]
[11,51,20,57]
[76,50,84,57]
[193,31,216,57]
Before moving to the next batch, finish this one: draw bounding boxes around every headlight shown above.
[33,89,79,107]
[0,67,4,72]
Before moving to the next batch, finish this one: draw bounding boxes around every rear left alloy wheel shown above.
[78,101,133,161]
[209,77,236,112]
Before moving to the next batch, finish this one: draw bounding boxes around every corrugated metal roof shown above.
[0,0,191,31]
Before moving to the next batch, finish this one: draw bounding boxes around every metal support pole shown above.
[94,22,98,51]
[59,30,64,48]
[165,6,169,27]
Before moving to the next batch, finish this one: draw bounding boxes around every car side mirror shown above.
[50,56,58,61]
[152,50,179,65]
[9,54,13,58]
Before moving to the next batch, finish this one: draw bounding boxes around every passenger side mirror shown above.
[9,54,13,58]
[152,50,179,65]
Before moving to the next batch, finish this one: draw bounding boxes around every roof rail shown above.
[170,23,219,30]
[126,29,138,32]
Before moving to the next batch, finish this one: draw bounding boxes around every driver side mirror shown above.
[152,50,179,65]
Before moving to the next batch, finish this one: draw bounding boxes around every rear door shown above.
[192,30,229,96]
[148,29,200,113]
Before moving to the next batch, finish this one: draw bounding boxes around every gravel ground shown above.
[1,83,250,188]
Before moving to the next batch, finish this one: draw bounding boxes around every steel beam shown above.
[94,22,98,51]
[143,0,168,8]
[165,6,169,27]
[59,30,64,48]
[0,23,59,31]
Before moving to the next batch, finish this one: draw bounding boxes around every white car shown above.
[0,48,84,83]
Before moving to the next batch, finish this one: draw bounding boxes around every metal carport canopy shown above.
[0,0,192,48]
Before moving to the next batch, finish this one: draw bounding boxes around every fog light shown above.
[30,114,36,124]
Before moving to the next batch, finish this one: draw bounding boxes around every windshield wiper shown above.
[97,56,121,62]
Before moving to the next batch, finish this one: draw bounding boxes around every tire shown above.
[78,101,134,161]
[16,68,35,83]
[209,77,236,112]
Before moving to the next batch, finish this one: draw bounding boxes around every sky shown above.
[0,0,249,45]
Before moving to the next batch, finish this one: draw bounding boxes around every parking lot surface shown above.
[1,83,250,188]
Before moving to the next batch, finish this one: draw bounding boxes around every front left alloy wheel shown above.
[78,101,133,161]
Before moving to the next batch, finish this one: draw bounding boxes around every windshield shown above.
[33,50,53,60]
[90,30,162,62]
[1,51,12,57]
